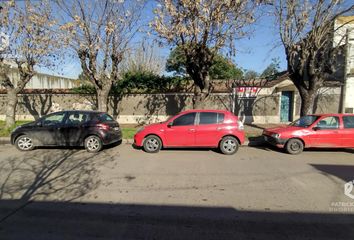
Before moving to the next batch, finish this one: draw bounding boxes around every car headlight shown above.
[136,127,145,133]
[271,133,281,138]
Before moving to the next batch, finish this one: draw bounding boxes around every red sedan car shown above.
[134,110,245,155]
[263,114,354,154]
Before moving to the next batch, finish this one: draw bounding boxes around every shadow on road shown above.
[248,139,354,155]
[0,200,353,239]
[132,144,222,154]
[247,139,285,153]
[0,149,115,202]
[310,164,354,182]
[29,139,122,151]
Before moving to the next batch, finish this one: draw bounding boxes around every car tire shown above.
[219,136,239,155]
[285,138,304,155]
[84,135,103,153]
[143,135,162,153]
[15,135,35,151]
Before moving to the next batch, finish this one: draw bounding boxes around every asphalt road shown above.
[0,143,353,239]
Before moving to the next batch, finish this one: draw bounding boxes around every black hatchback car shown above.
[11,110,122,152]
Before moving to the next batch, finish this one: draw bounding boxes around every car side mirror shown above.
[36,121,42,127]
[167,122,173,128]
[313,126,321,131]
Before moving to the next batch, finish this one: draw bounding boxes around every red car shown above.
[263,114,354,154]
[134,110,245,155]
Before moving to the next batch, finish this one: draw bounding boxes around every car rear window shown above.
[199,112,217,124]
[199,112,224,125]
[98,113,115,122]
[217,113,224,123]
[343,116,354,129]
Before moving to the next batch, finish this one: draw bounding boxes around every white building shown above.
[334,16,354,114]
[1,60,77,90]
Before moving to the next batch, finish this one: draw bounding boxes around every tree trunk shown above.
[5,89,18,128]
[298,89,316,117]
[192,75,210,109]
[290,72,320,117]
[193,91,205,109]
[97,88,110,112]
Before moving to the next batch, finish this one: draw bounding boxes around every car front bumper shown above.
[133,132,144,147]
[263,134,287,147]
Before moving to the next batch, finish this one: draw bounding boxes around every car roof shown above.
[309,113,354,117]
[180,109,232,114]
[51,110,105,115]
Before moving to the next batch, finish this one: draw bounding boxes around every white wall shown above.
[343,28,354,113]
[2,67,76,89]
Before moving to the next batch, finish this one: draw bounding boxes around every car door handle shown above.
[216,127,222,131]
[189,128,195,132]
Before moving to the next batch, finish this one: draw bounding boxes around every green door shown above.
[280,91,293,122]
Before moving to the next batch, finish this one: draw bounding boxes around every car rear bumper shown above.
[238,132,246,144]
[10,133,16,145]
[102,130,122,145]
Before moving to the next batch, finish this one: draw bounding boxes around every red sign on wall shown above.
[235,87,259,98]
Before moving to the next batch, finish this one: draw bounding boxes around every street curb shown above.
[0,137,10,145]
[0,137,266,147]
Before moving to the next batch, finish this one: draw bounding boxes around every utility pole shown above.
[341,28,354,114]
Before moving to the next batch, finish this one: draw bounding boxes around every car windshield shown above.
[164,113,184,123]
[290,115,319,127]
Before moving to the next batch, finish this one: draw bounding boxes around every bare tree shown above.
[57,0,144,111]
[121,40,166,75]
[273,0,354,116]
[152,0,261,108]
[0,0,59,128]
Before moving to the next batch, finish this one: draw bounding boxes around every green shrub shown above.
[0,121,32,137]
[72,71,188,95]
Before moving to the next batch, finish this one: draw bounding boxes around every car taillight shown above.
[97,123,110,131]
[237,120,244,130]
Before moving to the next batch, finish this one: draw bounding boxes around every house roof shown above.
[209,71,342,93]
[336,16,354,25]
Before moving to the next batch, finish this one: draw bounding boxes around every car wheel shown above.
[15,135,35,151]
[84,135,103,153]
[143,135,162,153]
[220,136,239,155]
[285,138,304,155]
